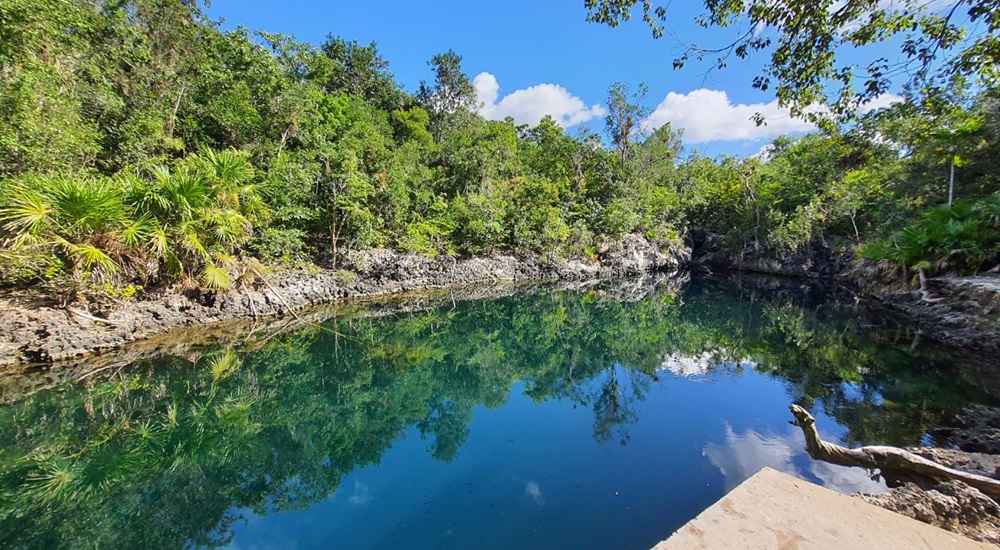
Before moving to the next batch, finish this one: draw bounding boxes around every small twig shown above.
[241,281,261,340]
[242,282,258,320]
[76,362,127,382]
[250,268,300,320]
[66,307,124,327]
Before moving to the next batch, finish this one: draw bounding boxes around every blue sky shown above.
[205,0,918,157]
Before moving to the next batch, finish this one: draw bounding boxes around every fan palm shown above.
[863,194,1000,280]
[0,149,269,290]
[127,149,268,290]
[0,175,153,282]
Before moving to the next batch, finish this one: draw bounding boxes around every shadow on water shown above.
[0,273,994,549]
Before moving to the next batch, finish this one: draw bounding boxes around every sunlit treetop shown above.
[584,0,1000,125]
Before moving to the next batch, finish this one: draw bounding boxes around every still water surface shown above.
[0,276,990,549]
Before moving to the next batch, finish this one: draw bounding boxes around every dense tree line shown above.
[1,0,998,297]
[585,0,1000,279]
[0,0,686,294]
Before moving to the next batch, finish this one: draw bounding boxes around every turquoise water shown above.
[0,276,989,549]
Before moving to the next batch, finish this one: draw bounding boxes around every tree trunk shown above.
[949,154,956,206]
[789,404,1000,499]
[277,125,292,159]
[165,84,186,140]
[330,220,338,269]
[741,170,760,250]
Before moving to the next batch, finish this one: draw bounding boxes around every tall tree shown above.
[321,36,403,111]
[417,49,478,141]
[925,109,986,206]
[604,82,649,172]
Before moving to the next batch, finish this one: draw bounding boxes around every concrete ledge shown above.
[654,467,992,549]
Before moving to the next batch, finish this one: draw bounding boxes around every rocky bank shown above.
[867,276,1000,357]
[0,234,689,369]
[689,230,1000,362]
[854,417,1000,546]
[688,230,854,279]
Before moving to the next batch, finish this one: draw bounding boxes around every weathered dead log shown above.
[789,404,1000,501]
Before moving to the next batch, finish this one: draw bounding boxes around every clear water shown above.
[0,275,990,549]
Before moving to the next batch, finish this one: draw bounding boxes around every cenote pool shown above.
[0,275,992,549]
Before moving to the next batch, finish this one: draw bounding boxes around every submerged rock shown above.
[936,405,1000,455]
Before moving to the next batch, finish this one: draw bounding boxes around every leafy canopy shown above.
[584,0,1000,122]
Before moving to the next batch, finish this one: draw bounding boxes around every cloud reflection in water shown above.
[703,423,886,495]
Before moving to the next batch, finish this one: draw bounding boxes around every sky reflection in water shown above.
[0,276,986,550]
[223,368,888,550]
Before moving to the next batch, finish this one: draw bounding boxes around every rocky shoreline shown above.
[688,231,1000,362]
[689,231,854,280]
[0,234,689,370]
[866,276,1000,357]
[3,233,1000,545]
[5,228,997,373]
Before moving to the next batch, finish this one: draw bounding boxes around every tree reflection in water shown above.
[0,275,990,548]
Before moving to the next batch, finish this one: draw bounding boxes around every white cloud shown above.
[658,349,756,377]
[644,88,904,144]
[474,72,606,128]
[644,88,814,144]
[348,480,371,505]
[859,92,905,114]
[524,481,544,506]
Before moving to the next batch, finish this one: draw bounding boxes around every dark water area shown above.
[0,275,993,549]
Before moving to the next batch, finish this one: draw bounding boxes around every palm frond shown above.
[209,349,242,382]
[148,225,169,257]
[25,460,81,504]
[121,214,154,248]
[200,262,231,291]
[47,176,127,236]
[66,242,121,275]
[0,188,52,238]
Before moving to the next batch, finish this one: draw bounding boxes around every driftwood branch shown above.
[789,404,1000,500]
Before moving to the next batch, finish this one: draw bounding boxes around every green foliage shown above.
[0,174,137,283]
[2,0,996,291]
[322,36,403,111]
[861,194,1000,276]
[680,130,909,254]
[605,82,649,172]
[127,149,268,288]
[417,49,478,141]
[0,149,266,290]
[508,177,571,252]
